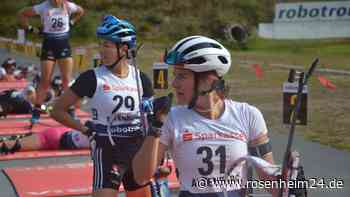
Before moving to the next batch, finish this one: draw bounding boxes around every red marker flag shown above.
[318,75,336,90]
[251,64,264,78]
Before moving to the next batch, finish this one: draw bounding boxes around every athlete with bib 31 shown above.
[18,0,84,107]
[51,15,172,197]
[133,36,277,197]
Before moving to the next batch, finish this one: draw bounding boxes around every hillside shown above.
[0,0,276,43]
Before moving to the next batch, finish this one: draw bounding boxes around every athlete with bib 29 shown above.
[51,15,172,197]
[18,0,84,107]
[133,36,278,197]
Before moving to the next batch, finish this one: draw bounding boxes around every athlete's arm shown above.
[51,89,87,132]
[17,7,37,30]
[51,70,96,134]
[69,5,84,25]
[249,134,278,197]
[132,139,167,185]
[132,71,158,184]
[249,133,274,163]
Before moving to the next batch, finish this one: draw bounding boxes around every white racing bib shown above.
[160,100,268,193]
[44,8,70,33]
[177,137,248,193]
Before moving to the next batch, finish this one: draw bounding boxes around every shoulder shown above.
[66,1,80,9]
[225,99,260,114]
[33,1,49,11]
[70,69,97,98]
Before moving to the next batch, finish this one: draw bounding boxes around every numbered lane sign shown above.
[153,62,168,89]
[283,82,308,125]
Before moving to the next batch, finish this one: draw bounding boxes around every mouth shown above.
[175,91,184,97]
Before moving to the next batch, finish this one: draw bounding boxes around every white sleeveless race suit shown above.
[33,0,79,38]
[85,65,143,137]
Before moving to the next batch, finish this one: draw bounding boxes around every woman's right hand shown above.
[83,121,97,155]
[144,93,173,137]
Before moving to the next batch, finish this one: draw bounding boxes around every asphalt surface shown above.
[0,48,349,197]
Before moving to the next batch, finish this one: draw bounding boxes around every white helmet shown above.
[164,35,231,77]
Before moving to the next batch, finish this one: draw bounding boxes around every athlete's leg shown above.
[57,57,75,116]
[0,127,70,153]
[123,142,152,197]
[18,134,42,151]
[57,57,73,90]
[36,60,55,105]
[91,146,120,197]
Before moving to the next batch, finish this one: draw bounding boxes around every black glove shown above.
[147,93,173,137]
[84,120,97,138]
[84,121,97,155]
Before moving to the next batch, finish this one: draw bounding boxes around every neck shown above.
[194,99,225,119]
[50,1,62,8]
[111,59,129,78]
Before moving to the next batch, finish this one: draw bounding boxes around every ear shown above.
[121,43,129,51]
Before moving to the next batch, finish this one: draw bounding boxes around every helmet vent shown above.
[218,56,228,64]
[182,42,222,56]
[185,56,206,64]
[174,36,200,51]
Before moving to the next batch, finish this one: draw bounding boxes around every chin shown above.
[175,98,189,106]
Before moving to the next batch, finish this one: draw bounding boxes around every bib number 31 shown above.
[197,145,226,176]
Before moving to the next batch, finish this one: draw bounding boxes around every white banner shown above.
[259,20,350,39]
[275,1,350,22]
[259,1,350,39]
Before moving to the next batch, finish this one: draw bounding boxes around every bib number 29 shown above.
[197,145,226,176]
[112,94,135,113]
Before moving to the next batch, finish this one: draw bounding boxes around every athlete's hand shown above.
[154,165,172,179]
[84,121,97,153]
[146,93,173,137]
[83,121,97,138]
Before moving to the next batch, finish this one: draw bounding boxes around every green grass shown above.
[227,65,350,151]
[233,37,350,70]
